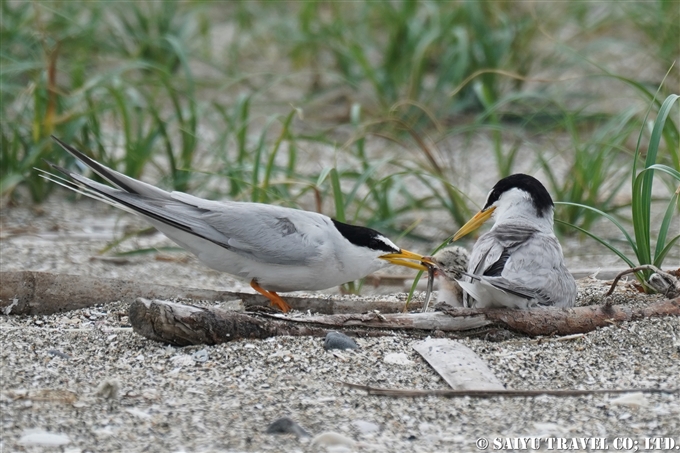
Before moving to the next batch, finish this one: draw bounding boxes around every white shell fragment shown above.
[413,338,505,390]
[609,392,650,408]
[18,429,71,447]
[383,352,415,366]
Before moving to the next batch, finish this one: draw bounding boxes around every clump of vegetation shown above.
[2,1,678,280]
[558,94,680,291]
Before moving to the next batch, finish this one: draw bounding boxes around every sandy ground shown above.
[1,197,679,453]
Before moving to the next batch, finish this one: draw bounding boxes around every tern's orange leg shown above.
[250,280,292,313]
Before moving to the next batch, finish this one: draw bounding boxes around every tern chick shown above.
[452,174,577,309]
[423,246,470,308]
[42,137,434,312]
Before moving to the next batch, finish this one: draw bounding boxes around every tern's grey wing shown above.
[168,192,329,265]
[467,224,537,276]
[468,224,575,307]
[46,143,330,267]
[494,231,575,306]
[54,171,327,266]
[465,224,576,307]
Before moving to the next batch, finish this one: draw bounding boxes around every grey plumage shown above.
[462,224,576,308]
[40,137,431,312]
[453,174,577,309]
[428,246,470,308]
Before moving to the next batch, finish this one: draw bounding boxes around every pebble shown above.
[609,392,649,408]
[266,417,311,438]
[47,349,71,359]
[324,332,359,350]
[192,348,210,362]
[311,432,356,448]
[352,419,381,435]
[383,352,415,365]
[18,429,70,447]
[95,379,120,400]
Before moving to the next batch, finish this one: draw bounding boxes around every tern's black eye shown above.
[484,173,553,217]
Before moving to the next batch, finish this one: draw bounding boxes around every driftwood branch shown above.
[340,382,679,398]
[127,297,680,346]
[0,271,420,315]
[129,298,329,346]
[263,300,680,337]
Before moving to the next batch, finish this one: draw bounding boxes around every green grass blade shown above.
[555,201,638,256]
[554,219,637,268]
[654,192,678,264]
[654,234,680,268]
[329,167,345,222]
[260,109,297,202]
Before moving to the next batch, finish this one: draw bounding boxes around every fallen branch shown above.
[128,298,330,346]
[0,271,420,315]
[127,297,680,346]
[340,382,679,398]
[264,299,680,336]
[606,265,680,299]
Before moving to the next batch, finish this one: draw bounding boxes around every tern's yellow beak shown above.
[380,249,436,271]
[452,206,496,241]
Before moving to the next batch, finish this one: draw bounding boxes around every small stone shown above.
[47,349,71,359]
[324,332,359,350]
[126,407,151,420]
[609,392,649,408]
[352,419,381,435]
[18,429,70,446]
[266,417,310,438]
[192,349,209,363]
[311,431,356,448]
[383,352,415,365]
[170,354,195,367]
[95,379,120,400]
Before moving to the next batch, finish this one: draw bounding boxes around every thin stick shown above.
[341,382,678,398]
[605,264,680,298]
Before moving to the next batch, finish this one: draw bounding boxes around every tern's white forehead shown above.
[487,187,533,207]
[376,235,399,251]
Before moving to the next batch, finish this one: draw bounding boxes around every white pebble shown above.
[312,431,356,448]
[383,352,415,366]
[18,429,70,446]
[609,392,649,408]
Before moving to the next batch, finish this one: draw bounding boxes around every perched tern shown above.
[42,136,433,312]
[452,174,577,309]
[423,246,469,308]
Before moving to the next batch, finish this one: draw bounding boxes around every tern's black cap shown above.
[331,219,398,253]
[484,174,553,217]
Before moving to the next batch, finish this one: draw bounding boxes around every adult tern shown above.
[42,137,433,312]
[452,174,577,309]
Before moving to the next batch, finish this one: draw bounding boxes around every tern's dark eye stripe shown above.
[331,219,397,253]
[484,173,553,217]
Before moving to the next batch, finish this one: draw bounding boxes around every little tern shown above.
[42,137,433,312]
[452,174,576,309]
[423,246,469,308]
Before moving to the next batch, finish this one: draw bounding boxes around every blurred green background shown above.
[2,0,678,263]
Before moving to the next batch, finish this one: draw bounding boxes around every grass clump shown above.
[283,0,538,121]
[557,94,680,291]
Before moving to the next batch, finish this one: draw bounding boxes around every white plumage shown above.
[42,137,432,312]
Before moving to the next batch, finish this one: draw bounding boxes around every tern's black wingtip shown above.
[41,158,70,177]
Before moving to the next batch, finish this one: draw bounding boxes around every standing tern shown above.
[42,136,433,312]
[451,174,577,309]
